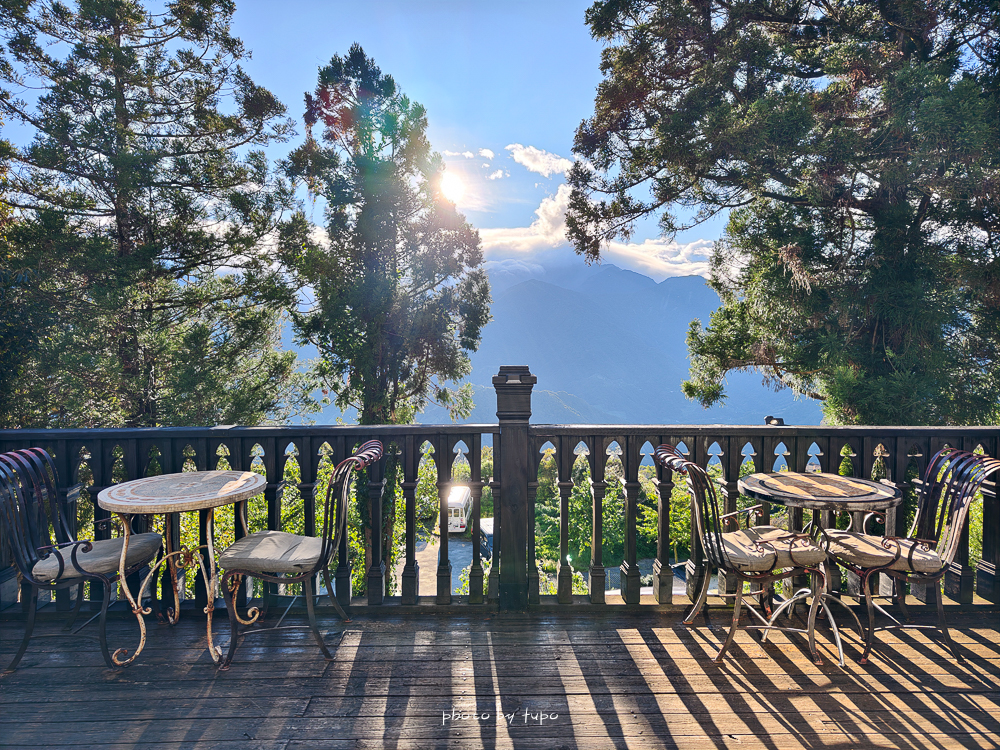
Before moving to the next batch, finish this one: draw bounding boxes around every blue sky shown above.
[231,0,725,280]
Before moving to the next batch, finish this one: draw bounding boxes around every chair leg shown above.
[63,582,85,631]
[859,570,878,665]
[683,566,712,625]
[806,571,823,666]
[97,582,116,669]
[895,577,910,623]
[304,576,333,660]
[715,587,743,663]
[5,587,39,671]
[218,572,242,671]
[321,566,350,622]
[934,579,963,662]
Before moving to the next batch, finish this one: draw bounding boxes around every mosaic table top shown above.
[739,471,902,512]
[98,471,266,513]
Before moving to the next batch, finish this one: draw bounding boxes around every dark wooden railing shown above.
[1,365,998,613]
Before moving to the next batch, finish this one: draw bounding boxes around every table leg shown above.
[110,513,149,667]
[203,508,223,663]
[163,513,182,625]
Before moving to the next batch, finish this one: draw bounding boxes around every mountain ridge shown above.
[417,260,823,425]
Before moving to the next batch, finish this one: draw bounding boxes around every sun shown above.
[439,171,465,203]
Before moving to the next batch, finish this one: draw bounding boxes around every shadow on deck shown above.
[2,601,999,749]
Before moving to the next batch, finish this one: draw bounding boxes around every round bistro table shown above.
[98,470,266,666]
[737,471,903,666]
[738,471,903,515]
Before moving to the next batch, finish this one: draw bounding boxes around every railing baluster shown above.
[487,434,500,603]
[468,433,485,605]
[401,435,419,605]
[621,435,641,605]
[588,437,607,605]
[367,440,387,606]
[651,431,674,605]
[556,436,574,604]
[527,477,539,605]
[434,434,452,605]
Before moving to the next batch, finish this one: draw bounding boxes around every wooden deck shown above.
[2,602,999,749]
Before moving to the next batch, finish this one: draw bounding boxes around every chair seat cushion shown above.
[750,525,828,568]
[706,526,826,572]
[219,530,324,575]
[705,529,776,572]
[826,531,942,574]
[32,533,162,583]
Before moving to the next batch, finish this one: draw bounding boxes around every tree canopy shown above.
[0,0,313,427]
[280,43,491,426]
[568,0,1000,425]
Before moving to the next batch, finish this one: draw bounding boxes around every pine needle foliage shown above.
[568,0,1000,425]
[0,0,313,427]
[279,44,491,427]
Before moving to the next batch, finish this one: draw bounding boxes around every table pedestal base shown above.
[111,510,223,667]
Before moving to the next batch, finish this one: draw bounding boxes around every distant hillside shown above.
[416,260,823,426]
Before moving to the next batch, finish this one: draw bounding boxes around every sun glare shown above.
[440,171,465,203]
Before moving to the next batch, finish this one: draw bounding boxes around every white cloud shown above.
[505,143,574,177]
[443,150,475,158]
[479,184,712,280]
[479,148,495,159]
[479,184,573,251]
[486,170,505,180]
[482,163,490,168]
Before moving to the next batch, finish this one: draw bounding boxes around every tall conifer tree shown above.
[282,44,490,427]
[0,0,312,427]
[280,45,491,591]
[569,0,1000,425]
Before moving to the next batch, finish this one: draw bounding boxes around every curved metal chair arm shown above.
[861,511,886,535]
[720,504,764,530]
[346,439,384,470]
[35,539,96,581]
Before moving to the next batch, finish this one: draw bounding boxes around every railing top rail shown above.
[529,424,1000,436]
[0,424,501,440]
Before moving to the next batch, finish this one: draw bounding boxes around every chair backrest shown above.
[912,448,1000,567]
[0,448,73,577]
[318,440,384,569]
[653,443,734,570]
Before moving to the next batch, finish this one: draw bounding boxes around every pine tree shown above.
[0,0,312,427]
[568,0,1000,425]
[281,44,490,425]
[279,44,491,590]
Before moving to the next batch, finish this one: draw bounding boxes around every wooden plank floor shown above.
[2,603,999,749]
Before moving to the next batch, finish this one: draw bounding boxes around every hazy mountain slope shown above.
[419,265,823,425]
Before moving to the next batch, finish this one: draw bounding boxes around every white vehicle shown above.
[447,485,473,533]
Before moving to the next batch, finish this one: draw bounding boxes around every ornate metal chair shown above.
[826,447,1000,664]
[654,444,829,664]
[218,439,382,670]
[0,448,162,670]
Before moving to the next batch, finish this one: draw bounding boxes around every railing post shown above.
[493,366,535,610]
